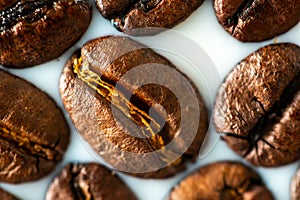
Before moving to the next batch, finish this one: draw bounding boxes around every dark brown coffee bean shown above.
[291,168,300,200]
[45,163,137,200]
[95,0,204,35]
[0,0,92,68]
[214,0,300,42]
[168,161,274,200]
[0,0,14,10]
[213,43,300,167]
[0,188,19,200]
[59,36,208,178]
[0,69,69,183]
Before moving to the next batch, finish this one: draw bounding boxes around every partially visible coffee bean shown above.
[45,163,137,200]
[213,43,300,167]
[168,161,274,200]
[0,0,92,68]
[0,0,14,10]
[0,188,19,200]
[95,0,204,35]
[0,69,69,183]
[214,0,300,42]
[60,36,208,178]
[291,168,300,200]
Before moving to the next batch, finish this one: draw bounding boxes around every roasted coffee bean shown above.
[59,36,208,178]
[168,161,274,200]
[291,167,300,200]
[0,0,92,68]
[0,69,69,183]
[45,163,137,200]
[0,188,19,200]
[95,0,204,35]
[213,43,300,167]
[0,0,14,10]
[214,0,300,42]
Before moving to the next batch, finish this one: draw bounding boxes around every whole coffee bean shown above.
[60,36,208,178]
[0,69,69,183]
[214,0,300,42]
[0,0,92,68]
[45,163,137,200]
[0,188,19,200]
[291,168,300,200]
[95,0,204,35]
[168,161,274,200]
[213,43,300,167]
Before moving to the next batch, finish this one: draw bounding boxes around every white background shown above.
[1,1,299,199]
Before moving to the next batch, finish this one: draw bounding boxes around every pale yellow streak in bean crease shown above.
[73,57,181,165]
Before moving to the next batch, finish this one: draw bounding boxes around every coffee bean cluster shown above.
[0,0,299,199]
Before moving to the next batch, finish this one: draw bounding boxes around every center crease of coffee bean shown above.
[0,126,58,161]
[72,56,182,166]
[111,0,162,30]
[69,164,92,200]
[226,0,258,34]
[221,175,262,199]
[224,72,300,158]
[0,0,69,32]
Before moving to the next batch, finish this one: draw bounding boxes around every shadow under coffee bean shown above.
[213,43,300,167]
[0,70,70,183]
[95,0,204,35]
[214,0,300,42]
[168,161,274,200]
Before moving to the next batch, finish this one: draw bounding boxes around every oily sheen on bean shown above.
[95,0,204,35]
[59,36,208,178]
[168,161,273,200]
[0,0,92,68]
[213,43,300,167]
[214,0,300,42]
[46,163,137,200]
[0,69,69,183]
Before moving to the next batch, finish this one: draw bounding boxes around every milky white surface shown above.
[1,1,299,199]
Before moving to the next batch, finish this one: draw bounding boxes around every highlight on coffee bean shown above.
[213,43,300,167]
[95,0,204,35]
[0,0,92,68]
[59,35,209,178]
